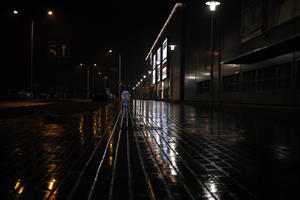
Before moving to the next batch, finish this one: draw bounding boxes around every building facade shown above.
[145,0,300,106]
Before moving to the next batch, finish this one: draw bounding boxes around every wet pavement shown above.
[0,100,299,199]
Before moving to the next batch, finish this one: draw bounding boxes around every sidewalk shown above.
[0,100,299,199]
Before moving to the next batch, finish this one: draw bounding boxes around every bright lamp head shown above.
[205,1,221,11]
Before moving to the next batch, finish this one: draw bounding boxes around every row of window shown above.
[197,62,299,94]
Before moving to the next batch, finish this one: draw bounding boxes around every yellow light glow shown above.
[14,179,21,190]
[48,179,56,190]
[109,156,113,166]
[93,64,97,67]
[109,143,113,152]
[18,186,24,195]
[48,10,54,16]
[108,49,113,54]
[80,63,83,67]
[13,10,19,15]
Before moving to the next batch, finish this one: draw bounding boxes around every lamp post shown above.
[12,9,54,94]
[205,1,220,106]
[107,49,121,99]
[80,63,97,99]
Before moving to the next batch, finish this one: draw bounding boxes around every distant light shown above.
[133,87,135,90]
[93,63,97,67]
[48,179,56,190]
[98,72,101,75]
[140,79,143,82]
[108,49,113,54]
[169,45,176,51]
[105,76,108,79]
[148,71,152,74]
[80,63,84,67]
[143,75,146,79]
[47,10,54,16]
[12,10,19,15]
[205,1,221,12]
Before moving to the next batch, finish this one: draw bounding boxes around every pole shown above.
[30,18,34,94]
[118,53,121,100]
[87,66,90,99]
[210,13,214,106]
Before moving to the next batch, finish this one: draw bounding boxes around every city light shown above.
[47,10,54,16]
[80,63,84,67]
[143,75,146,78]
[169,44,176,51]
[108,49,113,54]
[12,10,19,15]
[93,63,97,67]
[205,1,221,11]
[148,71,152,74]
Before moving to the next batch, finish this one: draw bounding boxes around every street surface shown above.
[0,100,299,200]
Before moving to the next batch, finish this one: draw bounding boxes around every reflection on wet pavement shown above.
[0,100,299,199]
[130,100,300,200]
[0,103,117,200]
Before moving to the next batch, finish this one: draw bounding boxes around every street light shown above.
[107,49,122,99]
[12,10,19,15]
[205,1,220,105]
[80,63,98,99]
[12,9,54,94]
[205,1,221,12]
[47,10,54,16]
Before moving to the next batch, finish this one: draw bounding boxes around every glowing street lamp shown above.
[205,1,221,105]
[47,10,54,16]
[205,1,221,11]
[12,10,19,15]
[143,75,146,79]
[169,44,176,51]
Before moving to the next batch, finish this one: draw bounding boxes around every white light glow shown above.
[205,1,221,11]
[169,45,176,51]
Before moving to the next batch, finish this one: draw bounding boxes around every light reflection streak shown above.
[14,179,21,190]
[48,178,56,190]
[109,156,113,166]
[17,186,24,195]
[78,114,85,144]
[204,178,219,200]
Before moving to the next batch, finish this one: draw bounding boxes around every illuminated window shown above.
[153,70,156,84]
[153,54,156,70]
[157,65,161,82]
[162,59,167,80]
[162,38,167,60]
[157,48,161,65]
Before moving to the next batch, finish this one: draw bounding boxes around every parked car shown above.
[91,88,113,101]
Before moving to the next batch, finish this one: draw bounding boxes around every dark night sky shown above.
[1,0,180,94]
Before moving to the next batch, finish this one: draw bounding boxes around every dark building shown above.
[145,0,300,106]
